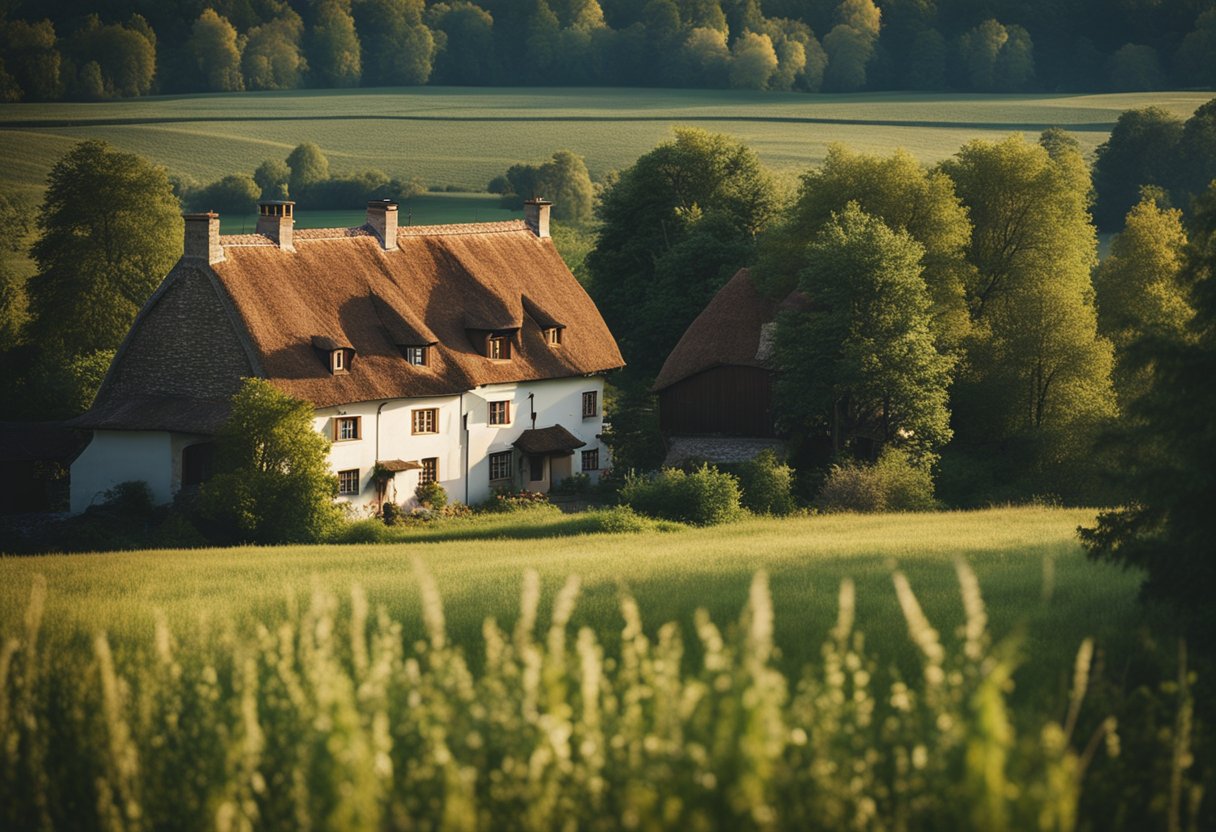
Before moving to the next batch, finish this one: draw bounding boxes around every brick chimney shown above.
[256,200,295,251]
[523,197,551,238]
[366,199,398,251]
[182,212,224,264]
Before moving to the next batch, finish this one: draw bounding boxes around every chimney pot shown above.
[256,200,295,251]
[523,197,551,238]
[183,212,224,264]
[366,199,398,251]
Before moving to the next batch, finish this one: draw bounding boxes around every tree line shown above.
[2,0,1213,102]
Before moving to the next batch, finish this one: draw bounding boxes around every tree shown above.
[822,0,880,91]
[0,19,62,100]
[427,2,495,85]
[1092,107,1184,231]
[65,16,156,99]
[27,140,181,363]
[353,0,436,86]
[286,142,331,194]
[956,19,1033,92]
[254,159,292,199]
[308,0,363,87]
[773,203,954,463]
[1081,184,1216,636]
[681,26,731,87]
[939,133,1115,500]
[1175,10,1216,88]
[242,13,308,90]
[729,31,778,90]
[1106,43,1164,91]
[758,145,974,353]
[1175,99,1216,211]
[200,378,342,544]
[587,128,778,377]
[186,9,244,92]
[190,175,261,214]
[1094,192,1191,406]
[497,150,594,222]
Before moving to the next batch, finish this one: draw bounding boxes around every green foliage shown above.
[956,19,1035,92]
[774,203,954,462]
[1106,44,1163,92]
[354,0,435,86]
[1082,184,1216,637]
[0,561,1160,829]
[1094,193,1192,406]
[241,13,307,91]
[186,9,243,92]
[620,464,742,526]
[26,140,179,414]
[189,174,260,214]
[63,15,156,99]
[816,446,936,512]
[253,159,291,200]
[1092,107,1185,231]
[728,31,778,90]
[199,378,342,544]
[0,18,62,101]
[427,2,495,85]
[286,141,331,193]
[940,133,1115,501]
[496,149,595,223]
[735,449,796,516]
[307,0,363,87]
[414,479,448,510]
[588,127,778,377]
[758,144,974,353]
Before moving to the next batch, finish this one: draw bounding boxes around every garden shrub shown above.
[484,489,552,513]
[415,481,448,511]
[590,505,651,533]
[331,518,393,544]
[736,449,797,515]
[381,501,403,526]
[620,464,742,526]
[817,447,937,512]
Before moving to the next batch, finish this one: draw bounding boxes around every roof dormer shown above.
[312,335,355,375]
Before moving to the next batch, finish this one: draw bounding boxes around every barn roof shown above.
[208,221,622,409]
[652,269,788,392]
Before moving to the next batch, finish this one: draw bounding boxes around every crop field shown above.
[1,88,1208,201]
[5,506,1196,830]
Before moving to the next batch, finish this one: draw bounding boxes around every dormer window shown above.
[312,336,354,375]
[403,345,429,366]
[487,333,512,360]
[544,327,562,346]
[331,350,346,373]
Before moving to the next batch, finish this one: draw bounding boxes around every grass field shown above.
[1,88,1208,201]
[2,507,1203,829]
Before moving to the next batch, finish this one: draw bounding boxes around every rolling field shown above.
[4,507,1188,830]
[1,88,1208,201]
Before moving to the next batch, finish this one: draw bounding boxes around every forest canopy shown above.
[1,0,1212,101]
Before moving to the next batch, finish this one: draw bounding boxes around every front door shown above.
[528,454,545,484]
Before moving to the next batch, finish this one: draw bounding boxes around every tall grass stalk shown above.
[0,560,1184,831]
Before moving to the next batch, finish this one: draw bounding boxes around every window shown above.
[412,408,438,434]
[528,455,544,482]
[404,346,428,366]
[544,327,562,346]
[420,457,438,485]
[338,469,360,495]
[582,391,598,418]
[487,333,511,360]
[581,449,600,471]
[489,400,511,426]
[489,450,512,481]
[331,350,346,373]
[334,416,361,441]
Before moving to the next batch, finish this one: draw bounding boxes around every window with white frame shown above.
[404,346,428,366]
[412,408,438,434]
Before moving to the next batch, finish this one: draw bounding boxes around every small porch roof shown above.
[512,425,586,456]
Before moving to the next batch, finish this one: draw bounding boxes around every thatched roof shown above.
[208,221,624,408]
[70,396,232,435]
[512,425,586,455]
[653,269,786,392]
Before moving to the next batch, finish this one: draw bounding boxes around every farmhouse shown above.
[653,268,795,466]
[68,198,624,514]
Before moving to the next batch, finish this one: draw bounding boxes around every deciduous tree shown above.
[773,203,954,462]
[187,9,244,92]
[242,13,307,90]
[1092,106,1184,230]
[307,0,363,87]
[354,0,436,86]
[286,142,331,194]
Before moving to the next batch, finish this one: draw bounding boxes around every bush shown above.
[415,480,448,511]
[736,449,796,515]
[817,447,937,513]
[331,518,393,544]
[189,174,260,213]
[381,501,403,526]
[483,489,552,513]
[620,464,742,526]
[551,472,591,496]
[590,505,651,533]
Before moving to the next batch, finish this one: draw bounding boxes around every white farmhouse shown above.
[68,198,624,514]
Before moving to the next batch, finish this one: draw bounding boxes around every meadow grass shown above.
[2,507,1195,830]
[1,88,1207,196]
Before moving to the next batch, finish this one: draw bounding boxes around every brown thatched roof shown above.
[512,425,586,455]
[69,396,232,435]
[653,269,786,392]
[209,221,623,408]
[377,459,421,473]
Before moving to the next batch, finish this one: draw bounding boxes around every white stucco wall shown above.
[315,375,609,512]
[70,431,168,513]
